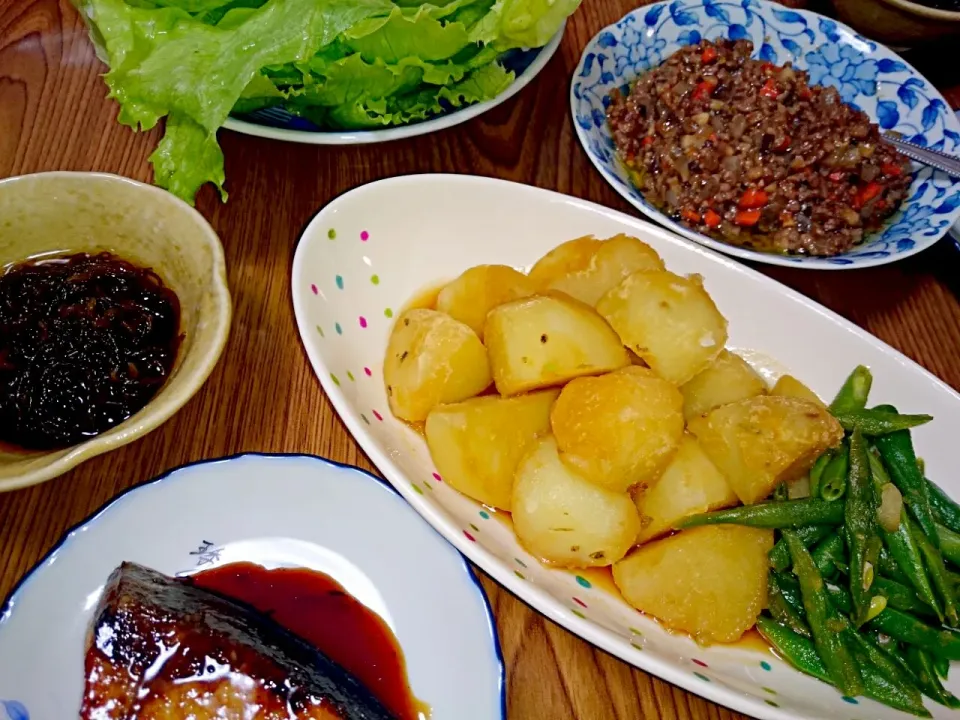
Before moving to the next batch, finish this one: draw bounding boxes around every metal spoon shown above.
[883,133,960,179]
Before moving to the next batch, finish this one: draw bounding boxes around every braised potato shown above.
[484,294,630,396]
[613,526,773,644]
[551,366,683,492]
[435,264,536,340]
[512,436,640,567]
[680,349,767,422]
[635,434,738,543]
[596,270,728,385]
[772,374,826,408]
[425,390,558,510]
[384,309,491,422]
[527,236,603,288]
[688,395,844,504]
[536,234,665,306]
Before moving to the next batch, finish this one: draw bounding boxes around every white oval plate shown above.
[291,174,960,720]
[0,454,504,719]
[221,27,564,146]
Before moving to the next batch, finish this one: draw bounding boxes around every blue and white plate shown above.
[223,27,564,146]
[0,454,504,719]
[571,0,960,269]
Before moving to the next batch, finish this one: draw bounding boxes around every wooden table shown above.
[3,1,960,718]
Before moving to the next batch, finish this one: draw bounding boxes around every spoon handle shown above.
[883,133,960,180]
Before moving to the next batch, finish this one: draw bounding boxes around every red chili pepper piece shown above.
[829,171,846,182]
[704,209,722,228]
[701,45,718,63]
[681,208,702,223]
[881,161,903,176]
[759,78,779,99]
[798,87,813,100]
[738,188,769,209]
[761,62,775,74]
[773,135,791,152]
[692,77,717,101]
[854,181,882,209]
[734,209,761,226]
[641,136,655,147]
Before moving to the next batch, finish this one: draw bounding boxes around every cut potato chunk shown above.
[512,436,640,567]
[772,374,826,408]
[635,434,738,543]
[425,389,558,510]
[527,236,603,289]
[613,525,773,644]
[688,395,844,504]
[680,349,767,422]
[537,234,665,306]
[384,309,491,422]
[551,366,683,492]
[435,264,536,340]
[484,294,630,396]
[597,270,728,385]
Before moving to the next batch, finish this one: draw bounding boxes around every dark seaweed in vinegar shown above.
[0,252,181,450]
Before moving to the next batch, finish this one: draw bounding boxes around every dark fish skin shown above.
[80,562,398,720]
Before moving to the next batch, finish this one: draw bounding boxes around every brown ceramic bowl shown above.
[831,0,960,48]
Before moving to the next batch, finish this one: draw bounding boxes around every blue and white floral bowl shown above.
[571,0,960,269]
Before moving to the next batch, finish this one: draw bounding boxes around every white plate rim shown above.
[221,25,565,146]
[0,451,506,719]
[290,172,960,720]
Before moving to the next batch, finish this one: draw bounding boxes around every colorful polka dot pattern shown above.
[302,224,875,719]
[312,228,400,427]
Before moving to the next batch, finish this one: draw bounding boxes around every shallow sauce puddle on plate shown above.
[189,562,427,720]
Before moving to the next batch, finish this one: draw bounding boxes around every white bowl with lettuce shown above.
[75,0,580,206]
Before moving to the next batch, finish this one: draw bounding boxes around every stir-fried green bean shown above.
[769,525,833,571]
[677,498,844,530]
[905,647,960,709]
[829,366,873,415]
[928,478,960,534]
[908,518,960,627]
[846,428,882,626]
[811,532,847,578]
[870,452,944,620]
[784,530,864,696]
[833,409,933,436]
[756,617,931,717]
[874,405,939,546]
[820,445,849,502]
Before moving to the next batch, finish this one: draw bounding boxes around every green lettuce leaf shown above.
[94,0,395,132]
[77,0,578,204]
[322,61,513,128]
[471,0,581,49]
[343,5,470,64]
[149,113,227,202]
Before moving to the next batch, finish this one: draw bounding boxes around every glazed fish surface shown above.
[80,562,396,719]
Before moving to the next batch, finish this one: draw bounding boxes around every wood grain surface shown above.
[2,0,960,718]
